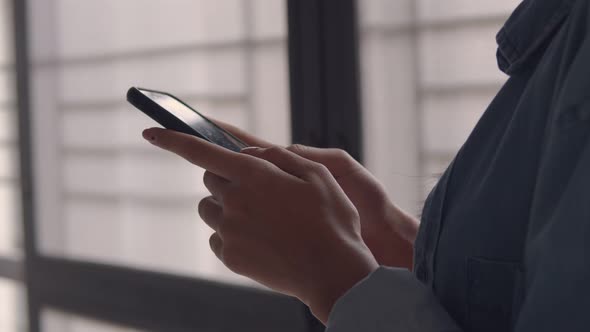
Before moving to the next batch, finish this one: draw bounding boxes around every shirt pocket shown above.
[466,257,523,332]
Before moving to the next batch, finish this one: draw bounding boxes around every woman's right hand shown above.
[215,121,419,269]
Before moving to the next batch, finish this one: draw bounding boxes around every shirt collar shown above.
[496,0,576,75]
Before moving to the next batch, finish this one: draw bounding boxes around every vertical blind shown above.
[359,0,520,214]
[28,0,290,284]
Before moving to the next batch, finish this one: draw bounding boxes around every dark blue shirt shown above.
[327,0,590,331]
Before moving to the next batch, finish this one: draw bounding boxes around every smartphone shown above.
[127,87,248,152]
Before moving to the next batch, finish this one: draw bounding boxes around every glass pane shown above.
[30,0,290,284]
[0,278,27,332]
[358,0,518,214]
[417,0,519,22]
[0,0,22,257]
[43,309,142,332]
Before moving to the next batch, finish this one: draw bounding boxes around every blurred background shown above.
[0,0,519,331]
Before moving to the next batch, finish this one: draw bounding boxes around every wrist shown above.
[384,202,419,244]
[304,241,379,324]
[358,202,417,270]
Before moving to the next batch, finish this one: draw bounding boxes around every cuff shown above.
[326,267,460,332]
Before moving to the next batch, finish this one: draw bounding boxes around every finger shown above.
[241,146,327,181]
[203,171,231,199]
[143,127,249,180]
[286,145,360,178]
[209,118,274,148]
[209,233,223,261]
[198,196,223,231]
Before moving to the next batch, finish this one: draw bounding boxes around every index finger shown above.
[143,127,250,180]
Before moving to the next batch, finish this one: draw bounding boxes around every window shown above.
[15,1,308,331]
[42,310,141,332]
[0,0,26,330]
[4,0,530,331]
[0,278,26,332]
[358,0,520,214]
[0,0,21,258]
[29,0,289,283]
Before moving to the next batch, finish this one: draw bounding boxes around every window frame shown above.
[0,0,363,331]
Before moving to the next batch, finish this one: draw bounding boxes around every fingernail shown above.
[241,146,261,153]
[142,129,157,142]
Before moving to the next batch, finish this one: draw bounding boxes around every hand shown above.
[143,128,379,324]
[285,146,419,269]
[212,121,419,269]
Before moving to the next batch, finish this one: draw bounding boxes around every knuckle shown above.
[256,160,276,175]
[309,162,330,176]
[287,144,307,155]
[331,148,352,161]
[197,197,209,218]
[221,243,243,273]
[217,219,231,237]
[209,233,222,256]
[263,146,285,158]
[327,149,357,169]
[208,235,216,249]
[244,160,275,182]
[202,171,214,188]
[203,170,214,181]
[344,206,360,222]
[198,196,218,219]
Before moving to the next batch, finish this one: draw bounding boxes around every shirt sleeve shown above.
[326,115,590,332]
[326,267,462,332]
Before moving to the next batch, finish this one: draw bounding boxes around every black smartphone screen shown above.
[128,87,248,152]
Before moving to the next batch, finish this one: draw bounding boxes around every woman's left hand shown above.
[142,128,379,323]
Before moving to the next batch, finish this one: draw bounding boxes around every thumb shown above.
[242,146,329,181]
[285,145,360,178]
